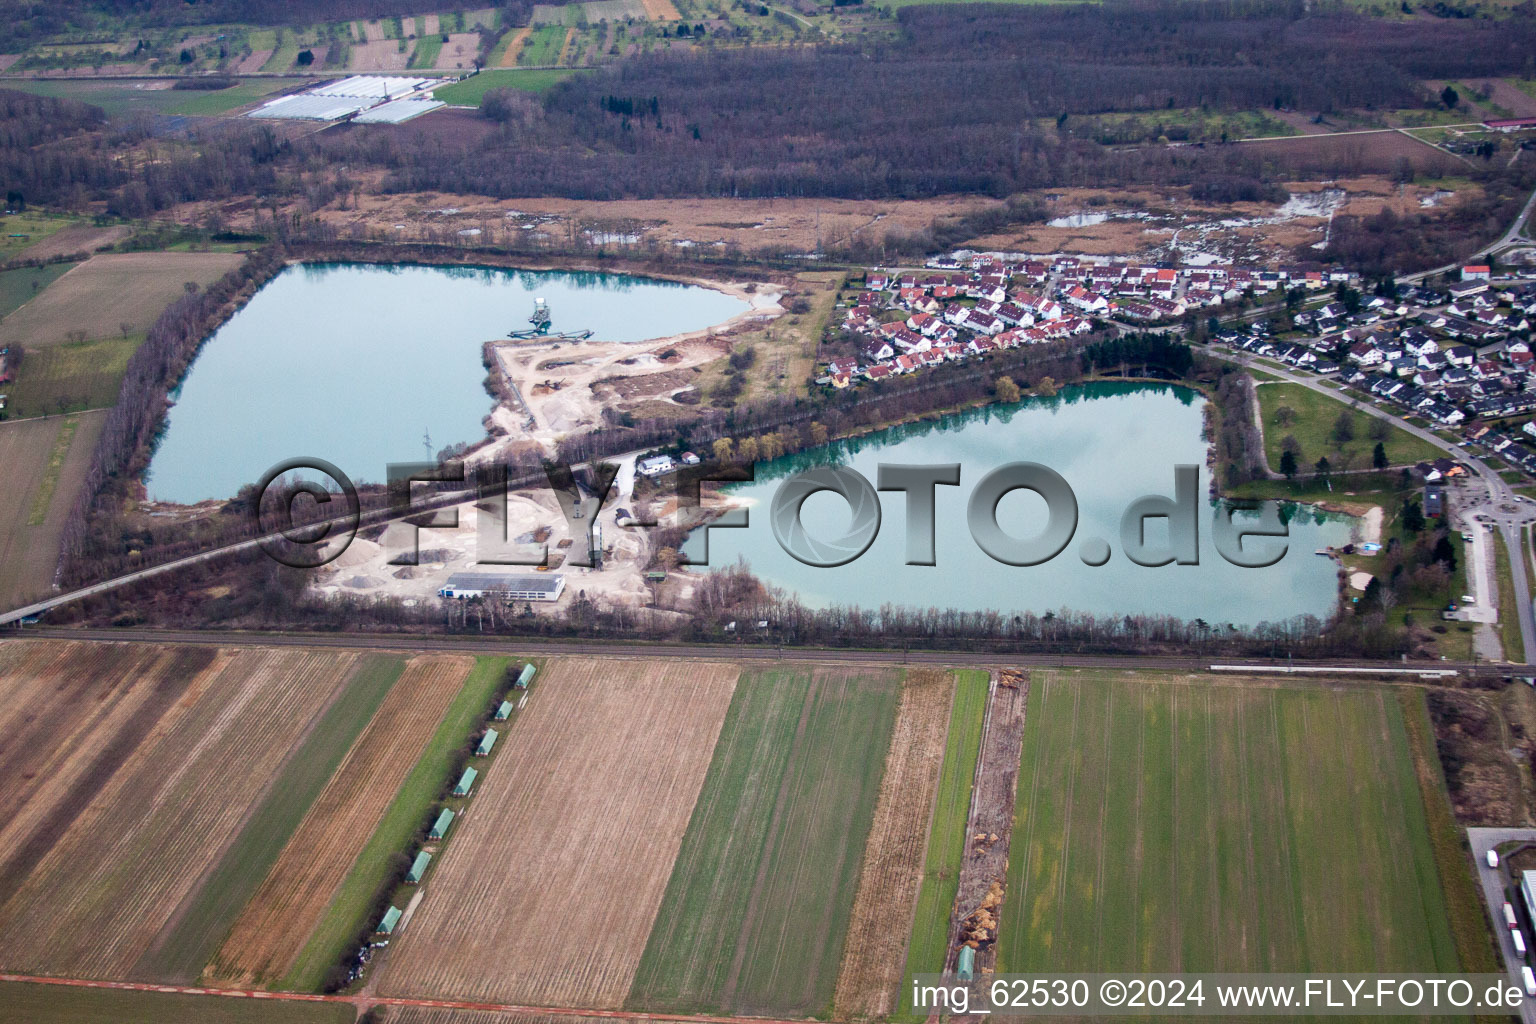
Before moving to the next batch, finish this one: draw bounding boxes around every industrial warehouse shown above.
[437,572,566,602]
[248,75,445,123]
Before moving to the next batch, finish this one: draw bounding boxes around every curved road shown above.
[1214,350,1536,663]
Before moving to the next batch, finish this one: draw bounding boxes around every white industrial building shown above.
[353,98,445,124]
[248,75,443,123]
[439,572,567,602]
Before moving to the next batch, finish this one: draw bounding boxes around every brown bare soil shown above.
[0,411,106,609]
[17,224,130,261]
[639,0,681,17]
[497,28,531,66]
[379,657,740,1008]
[0,251,244,349]
[0,646,361,978]
[236,50,272,72]
[0,641,216,893]
[948,670,1028,977]
[595,365,701,400]
[832,667,953,1019]
[1236,129,1466,175]
[206,654,476,987]
[435,33,482,70]
[1483,79,1536,119]
[350,37,413,71]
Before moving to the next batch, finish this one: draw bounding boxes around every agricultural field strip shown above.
[131,655,412,983]
[208,654,475,987]
[832,667,954,1019]
[0,641,216,893]
[0,251,244,350]
[629,665,901,1017]
[0,414,105,610]
[0,647,363,978]
[279,655,513,992]
[997,672,1459,974]
[380,657,741,1008]
[896,668,990,1019]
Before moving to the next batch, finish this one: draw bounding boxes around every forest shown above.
[0,1,1534,211]
[337,0,1536,199]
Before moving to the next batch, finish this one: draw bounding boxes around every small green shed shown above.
[495,700,513,721]
[406,850,431,884]
[475,728,499,756]
[957,944,975,982]
[452,766,478,796]
[515,663,536,689]
[377,905,403,934]
[429,808,454,840]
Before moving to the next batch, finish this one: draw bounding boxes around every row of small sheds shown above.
[375,663,538,935]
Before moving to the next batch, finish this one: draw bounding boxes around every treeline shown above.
[1082,333,1195,378]
[1210,369,1267,487]
[0,0,529,47]
[300,0,1536,200]
[1324,169,1536,274]
[57,249,287,585]
[553,336,1089,466]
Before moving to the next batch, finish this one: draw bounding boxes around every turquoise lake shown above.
[684,382,1354,627]
[145,262,749,503]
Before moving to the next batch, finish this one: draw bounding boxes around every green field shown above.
[628,665,900,1017]
[133,656,406,982]
[518,25,567,65]
[0,261,77,320]
[280,655,512,991]
[999,671,1460,974]
[0,982,353,1024]
[899,668,988,1012]
[0,213,82,259]
[429,67,577,104]
[4,334,139,417]
[0,78,290,118]
[1494,531,1525,662]
[263,32,301,72]
[409,30,444,68]
[1256,381,1442,474]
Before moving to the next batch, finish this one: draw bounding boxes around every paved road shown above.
[1465,829,1536,1023]
[1205,349,1536,664]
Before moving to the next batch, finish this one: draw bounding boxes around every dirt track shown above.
[947,670,1029,977]
[832,667,951,1017]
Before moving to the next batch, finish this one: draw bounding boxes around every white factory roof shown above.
[353,98,446,124]
[248,94,370,121]
[309,75,433,99]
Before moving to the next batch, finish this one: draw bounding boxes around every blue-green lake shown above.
[145,262,749,503]
[684,382,1354,627]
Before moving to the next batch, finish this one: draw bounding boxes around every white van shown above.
[1506,901,1520,929]
[1522,965,1535,998]
[1489,849,1501,869]
[1515,930,1528,958]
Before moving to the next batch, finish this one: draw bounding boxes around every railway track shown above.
[4,626,1495,681]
